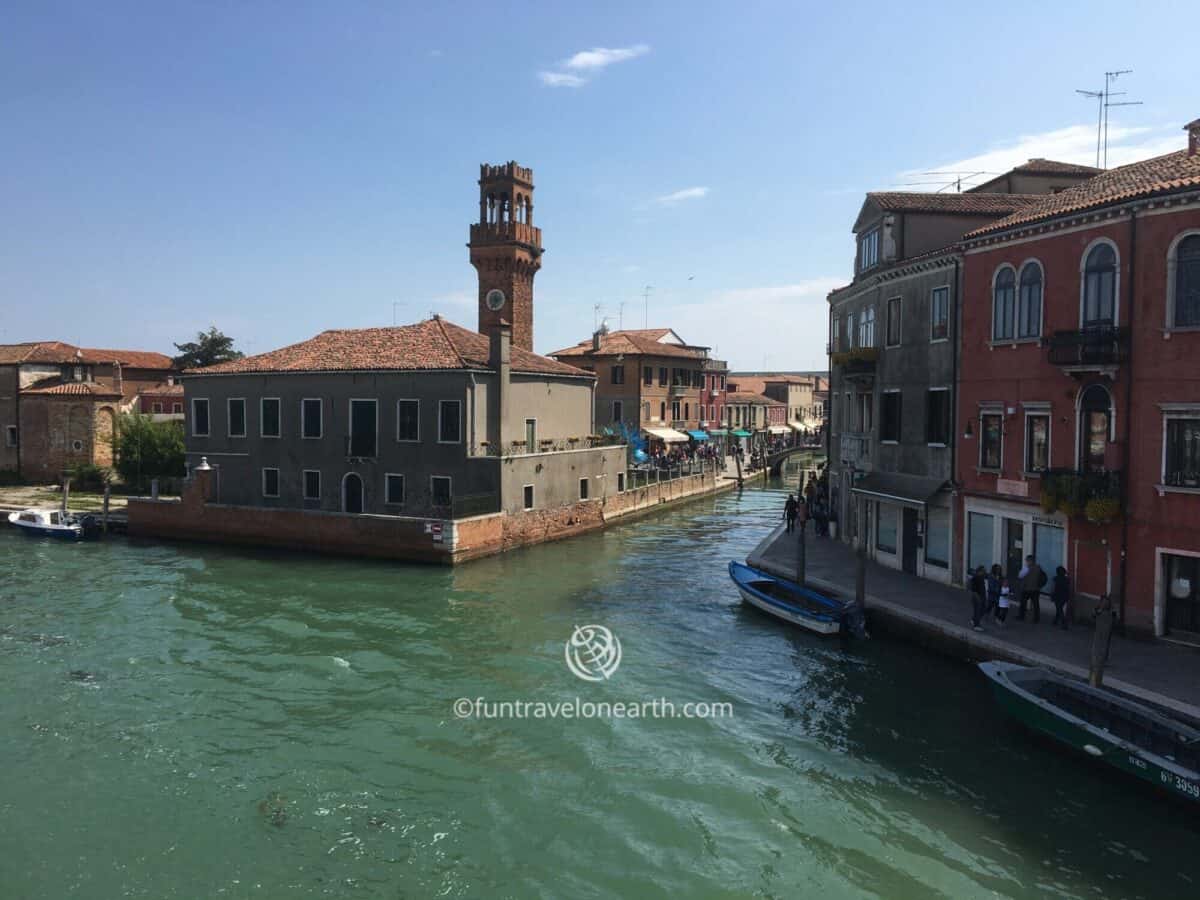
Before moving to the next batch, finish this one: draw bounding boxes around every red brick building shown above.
[956,119,1200,640]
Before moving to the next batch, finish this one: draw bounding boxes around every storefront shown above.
[852,472,953,584]
[642,426,690,450]
[1155,549,1200,645]
[962,497,1068,592]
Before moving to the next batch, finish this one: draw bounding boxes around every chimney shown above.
[1188,118,1200,157]
[112,361,123,397]
[488,320,512,452]
[591,322,608,352]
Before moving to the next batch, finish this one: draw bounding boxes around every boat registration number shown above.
[1160,771,1200,799]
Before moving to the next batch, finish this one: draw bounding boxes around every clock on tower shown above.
[468,162,542,352]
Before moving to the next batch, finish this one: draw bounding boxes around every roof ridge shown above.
[432,316,469,369]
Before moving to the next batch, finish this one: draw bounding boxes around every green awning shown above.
[707,428,728,436]
[687,430,709,441]
[732,429,752,438]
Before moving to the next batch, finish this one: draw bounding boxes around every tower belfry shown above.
[468,161,543,351]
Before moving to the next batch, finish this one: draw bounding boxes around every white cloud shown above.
[538,71,587,88]
[711,278,845,306]
[563,44,650,71]
[895,122,1182,191]
[653,186,709,206]
[539,43,649,88]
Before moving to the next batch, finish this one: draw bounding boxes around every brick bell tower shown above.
[468,161,542,352]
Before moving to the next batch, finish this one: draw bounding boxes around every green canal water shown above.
[1,482,1196,899]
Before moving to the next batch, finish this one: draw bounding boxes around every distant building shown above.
[827,159,1099,584]
[137,379,185,420]
[550,327,728,448]
[956,121,1200,639]
[727,372,828,435]
[0,341,175,478]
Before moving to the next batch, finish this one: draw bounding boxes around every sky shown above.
[1,2,1195,371]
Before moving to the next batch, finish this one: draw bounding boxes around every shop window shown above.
[925,508,949,568]
[1164,554,1200,639]
[876,503,897,554]
[968,512,995,574]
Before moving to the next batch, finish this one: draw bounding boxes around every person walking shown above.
[1051,566,1071,629]
[1018,555,1044,623]
[969,566,987,632]
[994,577,1012,625]
[784,494,798,534]
[986,564,1002,616]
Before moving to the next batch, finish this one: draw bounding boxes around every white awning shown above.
[788,422,808,432]
[643,426,690,443]
[767,425,792,434]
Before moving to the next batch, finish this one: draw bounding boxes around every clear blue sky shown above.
[1,2,1193,369]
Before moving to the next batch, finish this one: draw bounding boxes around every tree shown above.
[173,327,244,369]
[112,413,186,490]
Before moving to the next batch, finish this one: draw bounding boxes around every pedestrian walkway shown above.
[747,524,1200,721]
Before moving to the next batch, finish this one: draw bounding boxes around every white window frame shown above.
[384,472,406,506]
[978,405,1005,471]
[348,398,379,458]
[522,483,535,510]
[859,306,875,348]
[341,472,365,513]
[227,397,247,438]
[438,399,462,445]
[262,467,280,498]
[926,387,950,448]
[260,397,281,438]
[302,469,321,501]
[929,285,950,343]
[396,398,420,442]
[859,228,880,272]
[431,475,453,508]
[579,477,589,500]
[884,296,902,348]
[172,402,182,414]
[1079,237,1121,328]
[151,402,163,414]
[301,398,323,440]
[1165,229,1200,332]
[1022,403,1051,474]
[1016,259,1045,340]
[191,398,210,437]
[1159,405,1200,492]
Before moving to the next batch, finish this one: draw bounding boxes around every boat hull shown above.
[980,662,1200,807]
[729,561,844,636]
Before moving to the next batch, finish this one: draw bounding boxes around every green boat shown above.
[979,661,1200,807]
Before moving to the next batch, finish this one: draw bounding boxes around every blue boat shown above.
[728,560,849,636]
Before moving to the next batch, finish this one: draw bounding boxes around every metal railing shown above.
[1041,467,1121,517]
[1046,326,1129,367]
[626,459,715,489]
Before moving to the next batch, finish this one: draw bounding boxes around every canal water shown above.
[1,481,1196,899]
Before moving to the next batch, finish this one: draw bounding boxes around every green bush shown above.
[67,464,111,491]
[112,414,186,490]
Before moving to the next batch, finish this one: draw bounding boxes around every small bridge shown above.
[766,443,825,477]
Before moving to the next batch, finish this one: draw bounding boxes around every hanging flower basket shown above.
[1085,496,1120,525]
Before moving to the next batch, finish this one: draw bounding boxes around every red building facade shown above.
[956,124,1200,639]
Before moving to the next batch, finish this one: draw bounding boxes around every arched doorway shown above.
[1079,384,1112,472]
[342,473,364,514]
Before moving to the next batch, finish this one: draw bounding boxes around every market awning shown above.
[767,425,791,434]
[732,429,752,438]
[643,426,690,443]
[851,472,947,509]
[687,430,709,441]
[707,428,728,436]
[788,422,808,432]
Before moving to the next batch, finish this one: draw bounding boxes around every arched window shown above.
[1082,243,1117,328]
[1017,263,1042,339]
[1079,384,1112,472]
[992,267,1015,340]
[859,307,875,348]
[1173,234,1200,327]
[342,473,364,514]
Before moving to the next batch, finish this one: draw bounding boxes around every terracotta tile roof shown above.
[140,382,185,396]
[1011,158,1103,176]
[966,149,1200,238]
[550,328,708,360]
[0,341,173,369]
[866,192,1046,216]
[21,379,122,399]
[726,390,785,406]
[188,317,591,378]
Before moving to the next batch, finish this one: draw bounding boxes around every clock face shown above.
[485,288,507,311]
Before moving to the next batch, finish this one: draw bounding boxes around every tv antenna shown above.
[642,285,653,329]
[1076,69,1142,168]
[618,301,625,330]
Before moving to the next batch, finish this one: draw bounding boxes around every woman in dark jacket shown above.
[1051,566,1071,629]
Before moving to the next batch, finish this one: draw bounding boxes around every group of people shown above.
[782,475,832,537]
[646,441,724,469]
[967,555,1071,633]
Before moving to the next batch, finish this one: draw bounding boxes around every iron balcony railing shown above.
[830,347,878,377]
[1041,468,1122,518]
[1046,326,1129,367]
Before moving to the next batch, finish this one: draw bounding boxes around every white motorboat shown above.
[7,508,98,539]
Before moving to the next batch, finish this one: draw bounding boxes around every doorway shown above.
[1164,554,1200,643]
[901,508,919,574]
[342,473,364,514]
[1004,519,1025,585]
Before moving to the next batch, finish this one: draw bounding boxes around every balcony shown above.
[1040,468,1122,523]
[1046,326,1129,373]
[838,434,871,467]
[669,383,691,397]
[830,347,878,380]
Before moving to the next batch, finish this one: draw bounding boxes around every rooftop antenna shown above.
[618,301,625,330]
[642,285,653,329]
[914,170,998,192]
[1077,70,1142,168]
[593,303,603,332]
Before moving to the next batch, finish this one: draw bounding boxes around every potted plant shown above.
[1039,480,1058,514]
[1085,496,1120,524]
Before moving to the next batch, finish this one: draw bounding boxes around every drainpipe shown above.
[468,372,477,454]
[950,255,961,583]
[1116,209,1136,632]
